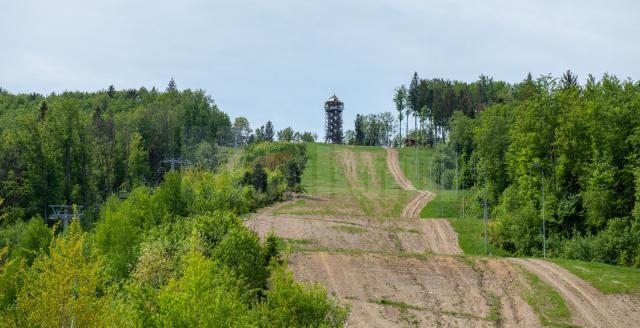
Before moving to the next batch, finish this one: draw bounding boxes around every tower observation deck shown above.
[324,94,343,144]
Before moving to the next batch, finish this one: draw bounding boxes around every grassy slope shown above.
[286,143,414,218]
[520,269,576,328]
[549,259,640,294]
[396,147,471,218]
[397,147,503,256]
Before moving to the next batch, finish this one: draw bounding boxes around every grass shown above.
[550,258,640,294]
[446,218,508,257]
[291,143,415,218]
[486,294,501,323]
[397,146,508,257]
[421,189,472,218]
[519,269,577,328]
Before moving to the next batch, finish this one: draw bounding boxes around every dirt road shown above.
[511,258,640,328]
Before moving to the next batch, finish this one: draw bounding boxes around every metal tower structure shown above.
[48,205,83,231]
[324,94,344,144]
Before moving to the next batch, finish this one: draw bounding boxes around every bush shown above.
[212,227,268,291]
[94,190,154,280]
[155,248,250,327]
[252,264,347,327]
[559,218,640,266]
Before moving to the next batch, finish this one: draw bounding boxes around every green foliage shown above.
[14,219,129,327]
[94,190,151,279]
[410,73,640,266]
[155,248,250,327]
[0,86,233,222]
[212,227,268,290]
[242,141,307,193]
[254,264,348,327]
[153,172,188,219]
[127,132,150,187]
[347,112,395,146]
[0,246,26,314]
[264,232,281,265]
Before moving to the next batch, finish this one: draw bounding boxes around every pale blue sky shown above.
[1,0,639,136]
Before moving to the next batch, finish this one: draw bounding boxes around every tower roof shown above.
[325,94,342,103]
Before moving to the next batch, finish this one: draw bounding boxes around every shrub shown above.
[252,264,347,327]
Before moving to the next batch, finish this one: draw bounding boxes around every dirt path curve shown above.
[385,148,435,219]
[385,148,462,255]
[401,190,435,219]
[510,258,640,328]
[385,148,416,190]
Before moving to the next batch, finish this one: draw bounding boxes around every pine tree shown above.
[252,163,267,192]
[107,85,116,98]
[354,114,365,145]
[127,132,149,187]
[561,70,578,89]
[38,102,48,121]
[264,121,275,142]
[167,78,177,92]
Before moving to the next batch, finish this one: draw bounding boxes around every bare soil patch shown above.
[289,252,497,327]
[246,214,462,255]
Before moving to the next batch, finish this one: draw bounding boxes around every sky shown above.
[1,0,639,136]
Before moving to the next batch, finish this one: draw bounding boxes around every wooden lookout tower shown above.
[324,94,343,144]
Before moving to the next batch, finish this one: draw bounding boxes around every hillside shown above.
[247,143,640,327]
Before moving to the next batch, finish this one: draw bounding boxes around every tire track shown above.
[510,258,640,327]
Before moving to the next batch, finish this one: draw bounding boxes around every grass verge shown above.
[550,258,640,294]
[446,218,508,257]
[519,268,576,328]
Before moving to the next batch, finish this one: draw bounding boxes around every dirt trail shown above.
[385,148,436,219]
[385,148,462,256]
[510,258,640,328]
[385,148,416,190]
[401,190,435,219]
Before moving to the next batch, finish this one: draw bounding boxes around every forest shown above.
[392,71,640,267]
[0,82,345,326]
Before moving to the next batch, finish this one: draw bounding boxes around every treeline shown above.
[0,80,233,223]
[233,119,317,146]
[345,112,395,146]
[0,82,317,225]
[393,73,510,145]
[432,71,640,266]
